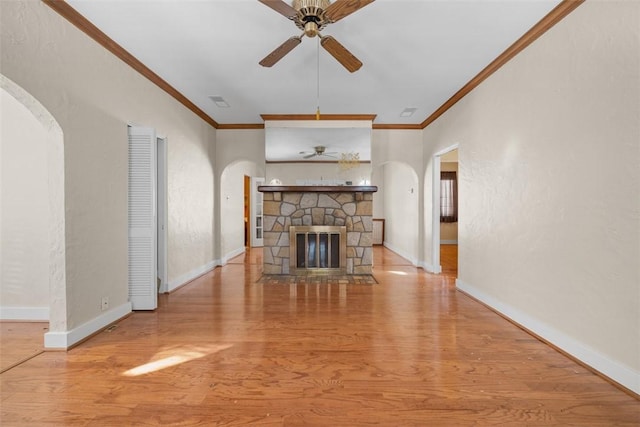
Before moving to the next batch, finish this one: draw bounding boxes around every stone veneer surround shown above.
[259,186,377,275]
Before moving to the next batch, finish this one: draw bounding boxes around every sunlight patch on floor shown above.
[387,270,408,276]
[122,344,232,377]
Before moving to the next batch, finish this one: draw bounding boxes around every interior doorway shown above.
[127,126,168,308]
[244,175,251,247]
[2,75,66,350]
[432,146,459,276]
[157,137,168,292]
[439,149,458,277]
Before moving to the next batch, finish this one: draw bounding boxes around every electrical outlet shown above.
[101,296,109,311]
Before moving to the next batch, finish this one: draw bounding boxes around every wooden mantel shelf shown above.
[258,185,378,193]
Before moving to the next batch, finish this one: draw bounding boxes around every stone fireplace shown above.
[258,186,378,275]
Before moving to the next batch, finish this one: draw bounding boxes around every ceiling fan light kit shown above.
[258,0,374,73]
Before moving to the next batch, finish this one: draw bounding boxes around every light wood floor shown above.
[1,246,638,426]
[440,244,458,277]
[0,322,47,373]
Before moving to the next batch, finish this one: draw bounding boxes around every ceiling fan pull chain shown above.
[316,36,321,120]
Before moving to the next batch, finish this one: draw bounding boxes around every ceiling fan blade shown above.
[258,0,298,19]
[324,0,375,23]
[303,153,317,159]
[320,36,362,73]
[259,36,302,67]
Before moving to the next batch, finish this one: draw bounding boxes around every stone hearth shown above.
[258,186,377,275]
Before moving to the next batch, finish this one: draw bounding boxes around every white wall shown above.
[423,1,639,393]
[380,162,419,264]
[1,1,216,345]
[220,161,258,261]
[166,127,216,288]
[215,130,266,172]
[1,87,50,319]
[371,129,424,263]
[215,129,266,261]
[265,162,371,185]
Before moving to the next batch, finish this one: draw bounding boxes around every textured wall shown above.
[423,1,639,392]
[1,1,216,331]
[1,87,50,314]
[382,162,420,264]
[371,129,424,262]
[215,129,266,260]
[220,160,259,259]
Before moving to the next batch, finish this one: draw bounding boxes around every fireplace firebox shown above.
[289,226,346,275]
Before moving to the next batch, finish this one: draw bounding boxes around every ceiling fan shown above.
[300,146,338,159]
[258,0,374,73]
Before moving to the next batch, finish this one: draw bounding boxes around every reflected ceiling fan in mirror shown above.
[300,146,338,159]
[258,0,374,73]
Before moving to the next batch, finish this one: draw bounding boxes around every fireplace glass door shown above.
[291,226,346,274]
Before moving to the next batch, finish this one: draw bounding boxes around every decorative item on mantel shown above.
[339,151,360,171]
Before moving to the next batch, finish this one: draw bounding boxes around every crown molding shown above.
[220,122,423,131]
[43,0,583,133]
[42,0,220,129]
[260,114,377,122]
[420,0,585,129]
[217,122,423,130]
[217,123,265,130]
[373,123,423,130]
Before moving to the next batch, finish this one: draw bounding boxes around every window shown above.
[440,171,457,223]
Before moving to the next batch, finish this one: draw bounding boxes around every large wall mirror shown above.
[264,120,372,186]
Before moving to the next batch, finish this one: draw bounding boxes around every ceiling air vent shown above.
[400,107,417,117]
[209,96,230,108]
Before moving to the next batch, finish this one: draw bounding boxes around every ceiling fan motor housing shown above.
[293,0,330,36]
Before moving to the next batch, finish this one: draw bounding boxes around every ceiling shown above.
[63,0,562,127]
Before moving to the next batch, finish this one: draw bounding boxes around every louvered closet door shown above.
[127,126,157,310]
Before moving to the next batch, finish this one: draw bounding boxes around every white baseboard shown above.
[383,241,418,266]
[441,239,458,245]
[167,260,219,293]
[456,278,640,395]
[221,247,246,265]
[44,301,131,349]
[418,260,439,273]
[0,306,49,321]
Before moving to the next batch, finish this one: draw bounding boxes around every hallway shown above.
[1,247,637,425]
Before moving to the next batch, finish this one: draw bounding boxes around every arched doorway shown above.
[372,160,420,265]
[0,75,66,346]
[219,160,260,263]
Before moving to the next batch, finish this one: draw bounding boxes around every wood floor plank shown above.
[1,247,637,426]
[0,322,47,373]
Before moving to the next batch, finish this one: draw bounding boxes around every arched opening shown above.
[0,75,66,348]
[220,160,260,263]
[372,160,420,265]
